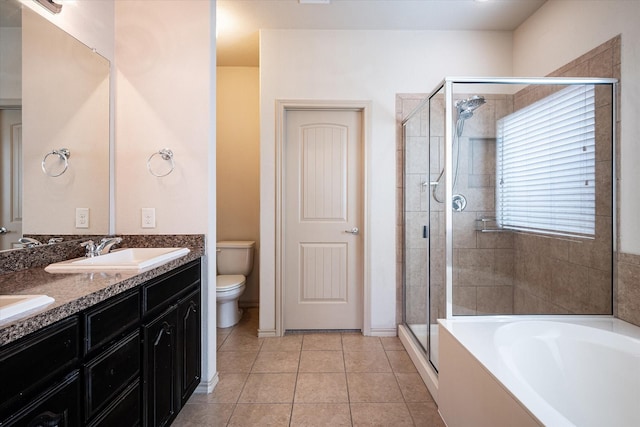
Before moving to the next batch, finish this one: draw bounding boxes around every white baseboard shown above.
[369,327,398,337]
[258,328,278,337]
[195,372,219,394]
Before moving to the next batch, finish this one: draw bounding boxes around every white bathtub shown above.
[438,316,640,427]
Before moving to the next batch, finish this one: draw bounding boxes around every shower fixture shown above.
[456,95,486,120]
[431,95,486,209]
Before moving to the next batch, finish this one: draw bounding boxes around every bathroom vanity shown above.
[0,248,203,427]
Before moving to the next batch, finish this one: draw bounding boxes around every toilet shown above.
[216,241,255,328]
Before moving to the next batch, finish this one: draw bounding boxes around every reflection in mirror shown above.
[0,0,110,251]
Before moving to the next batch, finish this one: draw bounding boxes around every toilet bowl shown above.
[216,275,246,328]
[216,241,255,328]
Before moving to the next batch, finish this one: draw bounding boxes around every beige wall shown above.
[114,1,210,236]
[114,0,217,390]
[217,66,260,306]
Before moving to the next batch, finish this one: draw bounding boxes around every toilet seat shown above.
[217,274,246,291]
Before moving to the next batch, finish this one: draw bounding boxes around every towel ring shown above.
[147,148,175,177]
[41,148,71,177]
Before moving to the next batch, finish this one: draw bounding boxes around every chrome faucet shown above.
[81,237,122,257]
[96,237,123,255]
[18,237,43,248]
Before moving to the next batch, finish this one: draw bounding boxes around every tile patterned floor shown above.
[174,308,445,426]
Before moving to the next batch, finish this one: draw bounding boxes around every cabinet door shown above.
[1,370,81,427]
[177,287,201,404]
[142,305,178,427]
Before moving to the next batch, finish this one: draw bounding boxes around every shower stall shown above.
[400,77,617,388]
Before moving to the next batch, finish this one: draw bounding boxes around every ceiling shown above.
[216,0,547,66]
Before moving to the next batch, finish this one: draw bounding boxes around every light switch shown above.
[141,208,156,228]
[75,208,89,228]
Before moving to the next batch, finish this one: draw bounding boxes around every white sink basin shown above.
[0,295,55,321]
[45,247,190,273]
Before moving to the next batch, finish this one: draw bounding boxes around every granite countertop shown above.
[0,248,204,347]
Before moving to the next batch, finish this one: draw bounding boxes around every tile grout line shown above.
[340,332,356,426]
[287,334,304,426]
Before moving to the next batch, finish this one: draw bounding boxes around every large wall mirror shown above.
[0,0,110,251]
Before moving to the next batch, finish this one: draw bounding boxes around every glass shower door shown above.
[402,104,429,356]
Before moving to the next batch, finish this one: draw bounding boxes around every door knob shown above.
[344,227,359,235]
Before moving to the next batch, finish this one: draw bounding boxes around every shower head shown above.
[455,95,486,120]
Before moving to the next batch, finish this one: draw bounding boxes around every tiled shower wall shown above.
[449,95,515,315]
[618,253,640,326]
[396,35,628,324]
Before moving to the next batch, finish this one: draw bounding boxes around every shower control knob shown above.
[344,227,360,235]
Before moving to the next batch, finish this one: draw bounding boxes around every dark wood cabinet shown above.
[0,258,201,427]
[141,260,201,427]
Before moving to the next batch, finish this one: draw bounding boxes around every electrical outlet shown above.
[75,208,89,228]
[141,208,156,228]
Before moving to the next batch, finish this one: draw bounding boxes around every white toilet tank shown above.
[216,241,255,276]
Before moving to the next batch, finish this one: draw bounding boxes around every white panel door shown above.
[284,109,363,330]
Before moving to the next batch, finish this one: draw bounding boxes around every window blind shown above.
[496,85,595,237]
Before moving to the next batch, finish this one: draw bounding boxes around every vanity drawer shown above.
[0,316,79,413]
[84,330,140,420]
[83,289,140,355]
[87,379,140,427]
[142,260,200,316]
